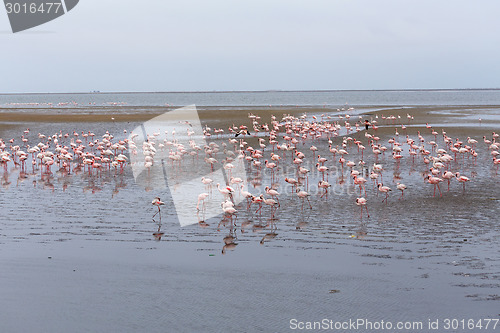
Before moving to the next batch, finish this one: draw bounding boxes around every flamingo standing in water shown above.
[353,174,367,195]
[442,171,454,191]
[285,177,298,193]
[265,186,281,207]
[316,163,329,180]
[152,197,165,222]
[493,157,500,173]
[355,197,369,218]
[427,175,443,197]
[455,172,470,193]
[201,177,213,192]
[318,180,331,198]
[240,185,253,209]
[196,192,209,211]
[396,183,407,199]
[296,188,312,209]
[377,183,391,204]
[372,163,383,183]
[221,201,237,225]
[252,194,264,214]
[263,196,279,218]
[369,171,379,188]
[217,183,234,201]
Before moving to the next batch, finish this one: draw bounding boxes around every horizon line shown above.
[1,88,500,95]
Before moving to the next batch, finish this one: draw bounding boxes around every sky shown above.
[1,0,500,93]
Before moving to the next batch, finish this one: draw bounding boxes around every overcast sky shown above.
[1,0,499,93]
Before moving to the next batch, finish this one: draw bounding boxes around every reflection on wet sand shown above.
[222,223,238,255]
[153,224,164,241]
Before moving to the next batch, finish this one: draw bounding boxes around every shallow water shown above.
[2,89,500,108]
[0,103,499,332]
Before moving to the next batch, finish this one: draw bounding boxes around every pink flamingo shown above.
[285,177,299,193]
[217,183,234,201]
[252,195,264,214]
[318,180,331,198]
[296,188,312,209]
[355,197,370,218]
[240,185,253,209]
[265,186,280,207]
[263,196,279,218]
[455,172,470,193]
[427,175,443,197]
[396,183,407,199]
[316,163,329,181]
[265,160,277,180]
[493,157,500,173]
[442,171,454,191]
[369,171,379,188]
[377,183,391,204]
[201,177,213,192]
[152,197,165,222]
[196,192,209,211]
[353,174,367,195]
[222,204,238,225]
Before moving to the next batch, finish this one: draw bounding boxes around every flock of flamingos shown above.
[1,109,500,230]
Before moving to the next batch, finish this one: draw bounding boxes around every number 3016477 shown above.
[443,319,498,330]
[5,2,62,14]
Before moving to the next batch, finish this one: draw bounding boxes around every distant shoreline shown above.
[1,88,500,95]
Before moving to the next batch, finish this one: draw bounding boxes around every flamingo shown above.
[493,157,500,173]
[296,188,312,209]
[196,192,209,211]
[369,171,379,188]
[377,183,391,204]
[265,186,280,206]
[442,171,454,191]
[222,205,238,224]
[252,194,264,214]
[353,175,367,195]
[316,163,329,180]
[152,197,165,222]
[201,177,213,191]
[285,177,299,192]
[455,172,470,193]
[355,197,370,218]
[217,183,234,201]
[427,175,443,197]
[234,129,249,137]
[396,183,407,199]
[265,160,277,179]
[263,197,279,218]
[318,180,331,198]
[240,185,253,209]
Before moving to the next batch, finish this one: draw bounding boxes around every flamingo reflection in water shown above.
[260,232,278,245]
[222,223,238,255]
[153,224,164,241]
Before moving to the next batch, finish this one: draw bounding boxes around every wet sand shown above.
[1,104,499,332]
